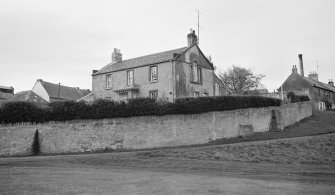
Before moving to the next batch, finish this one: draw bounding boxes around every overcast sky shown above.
[1,0,334,93]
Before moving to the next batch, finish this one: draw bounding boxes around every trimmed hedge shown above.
[287,92,310,103]
[0,96,282,125]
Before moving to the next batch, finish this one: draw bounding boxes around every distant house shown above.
[0,85,14,104]
[10,90,49,107]
[280,54,335,110]
[32,79,91,103]
[91,29,227,101]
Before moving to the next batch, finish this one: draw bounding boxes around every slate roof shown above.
[11,90,49,107]
[39,80,91,101]
[303,77,335,92]
[94,47,187,75]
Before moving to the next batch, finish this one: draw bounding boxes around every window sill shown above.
[190,81,202,85]
[105,87,113,90]
[150,80,158,83]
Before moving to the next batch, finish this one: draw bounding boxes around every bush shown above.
[0,101,46,124]
[0,96,282,125]
[287,92,310,103]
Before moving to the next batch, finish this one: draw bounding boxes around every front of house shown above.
[92,29,227,101]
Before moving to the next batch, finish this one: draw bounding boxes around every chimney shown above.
[187,29,198,47]
[112,48,122,64]
[292,65,298,74]
[329,79,334,86]
[308,71,318,81]
[298,54,304,77]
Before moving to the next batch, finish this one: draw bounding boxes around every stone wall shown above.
[0,101,312,157]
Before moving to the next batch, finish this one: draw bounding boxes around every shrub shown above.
[31,129,41,155]
[0,96,282,125]
[287,91,310,103]
[0,101,46,124]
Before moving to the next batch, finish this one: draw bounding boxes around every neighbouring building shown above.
[32,79,91,103]
[280,54,335,110]
[10,90,49,107]
[0,85,14,104]
[91,29,227,101]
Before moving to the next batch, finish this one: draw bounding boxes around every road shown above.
[1,151,334,194]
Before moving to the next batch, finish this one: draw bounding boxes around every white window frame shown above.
[106,74,112,88]
[150,66,158,82]
[194,91,200,97]
[215,83,220,96]
[192,61,198,82]
[127,70,134,86]
[149,90,158,99]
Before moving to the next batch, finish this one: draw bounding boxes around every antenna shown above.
[317,60,319,76]
[195,10,201,45]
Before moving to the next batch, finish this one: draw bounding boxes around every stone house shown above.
[281,54,335,110]
[91,29,227,101]
[32,79,91,103]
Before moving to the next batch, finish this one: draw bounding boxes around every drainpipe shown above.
[171,60,175,101]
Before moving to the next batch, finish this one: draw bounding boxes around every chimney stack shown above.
[308,71,318,81]
[298,54,304,77]
[292,65,298,74]
[187,29,198,47]
[112,48,122,64]
[329,79,334,86]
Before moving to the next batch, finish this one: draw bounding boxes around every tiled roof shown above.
[39,80,91,101]
[303,77,335,92]
[94,47,187,75]
[11,90,48,107]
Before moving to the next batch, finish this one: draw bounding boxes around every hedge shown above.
[0,96,282,125]
[287,92,310,103]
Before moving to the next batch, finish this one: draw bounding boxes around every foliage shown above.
[0,101,46,124]
[287,92,310,103]
[31,129,41,155]
[0,96,282,125]
[218,65,265,95]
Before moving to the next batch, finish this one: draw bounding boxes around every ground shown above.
[1,111,335,194]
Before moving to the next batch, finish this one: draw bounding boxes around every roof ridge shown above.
[94,47,187,75]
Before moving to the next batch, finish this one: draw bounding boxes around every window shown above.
[149,90,158,99]
[203,92,209,96]
[127,70,134,85]
[194,91,200,97]
[191,61,202,83]
[150,66,158,82]
[214,83,220,96]
[192,62,198,82]
[106,74,112,88]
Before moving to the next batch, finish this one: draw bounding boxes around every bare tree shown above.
[219,65,265,95]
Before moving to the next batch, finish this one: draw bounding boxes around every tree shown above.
[31,129,41,155]
[219,65,265,95]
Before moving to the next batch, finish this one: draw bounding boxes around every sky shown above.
[1,0,335,93]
